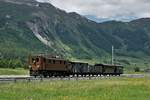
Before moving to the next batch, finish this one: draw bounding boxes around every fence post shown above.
[76,76,78,81]
[89,75,91,80]
[28,78,31,82]
[40,77,43,82]
[68,76,70,80]
[14,78,17,83]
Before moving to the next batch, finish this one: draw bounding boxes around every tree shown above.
[134,67,140,72]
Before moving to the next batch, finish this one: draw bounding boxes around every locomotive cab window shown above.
[53,60,55,64]
[43,58,46,63]
[49,60,51,63]
[36,58,39,62]
[32,58,36,63]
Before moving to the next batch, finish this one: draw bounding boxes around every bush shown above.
[134,67,140,72]
[0,59,26,68]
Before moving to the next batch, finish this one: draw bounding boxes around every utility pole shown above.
[44,37,49,58]
[112,45,114,65]
[46,40,48,57]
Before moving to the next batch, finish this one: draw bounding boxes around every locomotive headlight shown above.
[37,65,40,68]
[29,65,31,68]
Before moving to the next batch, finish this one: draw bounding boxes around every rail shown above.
[0,74,146,83]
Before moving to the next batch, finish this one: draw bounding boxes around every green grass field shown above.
[0,77,150,100]
[0,68,29,75]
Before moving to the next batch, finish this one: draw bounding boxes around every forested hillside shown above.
[0,0,150,69]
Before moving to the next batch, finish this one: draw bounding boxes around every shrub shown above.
[134,67,140,72]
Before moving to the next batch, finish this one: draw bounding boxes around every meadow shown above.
[0,68,28,75]
[0,77,150,100]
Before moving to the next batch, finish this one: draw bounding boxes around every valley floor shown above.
[0,68,29,75]
[0,77,150,100]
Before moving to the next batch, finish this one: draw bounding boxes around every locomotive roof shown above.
[31,55,68,61]
[95,64,123,67]
[45,57,68,61]
[70,61,88,64]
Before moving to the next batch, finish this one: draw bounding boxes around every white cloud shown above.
[36,0,150,21]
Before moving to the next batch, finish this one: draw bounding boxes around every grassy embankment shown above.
[0,77,150,100]
[0,68,28,75]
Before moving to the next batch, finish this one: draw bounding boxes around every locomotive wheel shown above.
[43,75,47,78]
[34,75,37,78]
[48,73,52,77]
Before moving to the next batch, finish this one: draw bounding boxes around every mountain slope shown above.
[99,19,150,56]
[0,0,150,66]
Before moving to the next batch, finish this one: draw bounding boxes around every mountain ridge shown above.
[0,0,150,67]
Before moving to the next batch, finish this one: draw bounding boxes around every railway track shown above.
[0,74,147,83]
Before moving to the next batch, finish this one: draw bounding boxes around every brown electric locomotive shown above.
[29,55,71,77]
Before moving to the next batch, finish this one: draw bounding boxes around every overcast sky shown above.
[36,0,150,22]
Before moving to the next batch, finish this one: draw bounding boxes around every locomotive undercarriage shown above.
[30,70,121,78]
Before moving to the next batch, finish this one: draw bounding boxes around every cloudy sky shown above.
[36,0,150,22]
